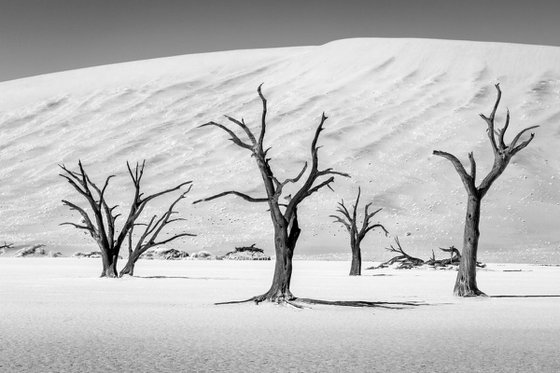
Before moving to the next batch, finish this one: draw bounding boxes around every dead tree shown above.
[433,84,538,296]
[439,246,461,261]
[0,242,14,250]
[233,243,264,253]
[0,242,13,256]
[425,246,461,267]
[60,161,191,278]
[119,186,196,277]
[194,84,349,303]
[330,187,388,275]
[426,246,486,268]
[369,236,424,269]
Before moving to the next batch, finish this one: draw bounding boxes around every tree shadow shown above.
[490,295,560,298]
[295,297,425,309]
[216,296,427,309]
[136,275,233,280]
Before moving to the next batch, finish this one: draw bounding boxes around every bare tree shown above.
[425,246,461,267]
[194,85,349,303]
[119,186,196,277]
[0,242,13,257]
[433,84,538,296]
[60,161,191,277]
[0,242,14,250]
[368,236,424,269]
[425,246,486,269]
[367,241,485,270]
[330,187,388,275]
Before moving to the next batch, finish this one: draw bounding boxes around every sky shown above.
[0,0,559,82]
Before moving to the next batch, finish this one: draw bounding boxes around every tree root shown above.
[454,287,487,297]
[215,291,296,306]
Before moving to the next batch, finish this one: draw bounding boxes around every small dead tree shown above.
[119,186,196,277]
[194,84,349,303]
[330,187,388,275]
[425,246,461,267]
[425,246,486,268]
[369,236,424,269]
[60,161,191,278]
[0,242,14,250]
[433,84,538,296]
[0,242,14,256]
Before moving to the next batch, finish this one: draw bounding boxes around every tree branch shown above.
[498,108,510,149]
[330,214,352,232]
[509,125,539,153]
[153,232,197,247]
[199,121,253,150]
[478,84,502,155]
[364,223,389,236]
[352,187,361,226]
[257,83,267,149]
[59,222,93,232]
[433,150,475,194]
[193,190,269,204]
[225,115,257,145]
[468,152,476,181]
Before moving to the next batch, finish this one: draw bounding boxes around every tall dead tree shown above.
[60,161,191,278]
[433,84,538,296]
[330,187,388,275]
[194,85,349,303]
[119,185,196,277]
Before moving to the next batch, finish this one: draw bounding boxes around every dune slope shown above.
[0,38,559,262]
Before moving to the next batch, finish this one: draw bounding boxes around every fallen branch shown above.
[368,237,424,269]
[367,242,486,270]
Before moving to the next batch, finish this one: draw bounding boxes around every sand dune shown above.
[0,38,559,262]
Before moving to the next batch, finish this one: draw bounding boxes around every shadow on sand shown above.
[136,275,233,280]
[295,298,425,309]
[490,295,560,298]
[216,297,427,309]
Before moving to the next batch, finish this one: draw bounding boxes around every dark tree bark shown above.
[101,251,119,277]
[119,187,196,277]
[119,253,137,277]
[433,84,538,297]
[60,161,191,278]
[350,241,362,276]
[330,187,388,276]
[194,84,349,303]
[425,246,471,268]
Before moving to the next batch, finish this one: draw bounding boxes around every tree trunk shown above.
[119,255,136,277]
[349,237,362,276]
[100,251,119,278]
[454,194,485,296]
[256,224,297,303]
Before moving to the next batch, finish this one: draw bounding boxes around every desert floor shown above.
[1,258,559,372]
